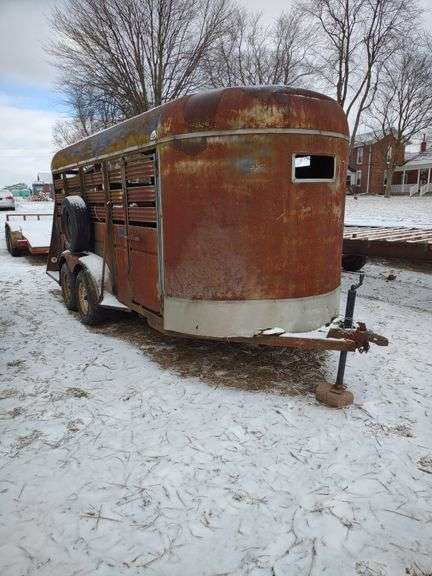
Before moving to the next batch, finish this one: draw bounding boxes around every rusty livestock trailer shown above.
[47,86,387,406]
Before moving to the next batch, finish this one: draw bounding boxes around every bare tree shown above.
[53,84,120,147]
[367,39,432,197]
[303,0,419,147]
[203,7,315,88]
[50,0,233,146]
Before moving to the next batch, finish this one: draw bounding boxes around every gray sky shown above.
[1,0,431,95]
[0,0,58,87]
[0,0,431,186]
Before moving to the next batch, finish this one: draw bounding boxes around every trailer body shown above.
[48,86,353,349]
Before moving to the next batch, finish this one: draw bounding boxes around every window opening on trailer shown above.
[293,154,336,182]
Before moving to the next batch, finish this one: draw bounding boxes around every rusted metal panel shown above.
[128,225,158,252]
[112,224,129,302]
[51,87,348,172]
[127,186,156,203]
[344,226,432,261]
[93,222,106,257]
[128,206,157,223]
[130,250,160,312]
[160,133,348,301]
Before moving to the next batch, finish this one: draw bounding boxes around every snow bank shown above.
[345,195,432,229]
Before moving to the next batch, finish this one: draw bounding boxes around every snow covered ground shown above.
[345,195,432,228]
[10,200,54,215]
[1,201,432,576]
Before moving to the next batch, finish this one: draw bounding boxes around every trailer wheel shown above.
[60,263,78,311]
[76,269,105,325]
[61,195,91,253]
[342,254,367,272]
[5,227,20,257]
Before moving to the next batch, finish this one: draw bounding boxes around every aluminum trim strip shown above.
[163,287,340,338]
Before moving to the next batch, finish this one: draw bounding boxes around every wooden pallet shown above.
[344,225,432,261]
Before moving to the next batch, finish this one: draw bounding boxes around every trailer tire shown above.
[342,254,367,272]
[76,269,105,325]
[60,263,78,311]
[5,227,20,257]
[61,195,91,253]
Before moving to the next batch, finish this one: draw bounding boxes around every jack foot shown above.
[315,382,354,408]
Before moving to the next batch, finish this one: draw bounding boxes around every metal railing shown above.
[420,183,432,196]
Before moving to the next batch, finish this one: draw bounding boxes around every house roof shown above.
[354,131,378,146]
[354,129,398,147]
[36,172,52,183]
[395,148,432,171]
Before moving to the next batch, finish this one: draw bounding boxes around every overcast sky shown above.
[0,0,431,187]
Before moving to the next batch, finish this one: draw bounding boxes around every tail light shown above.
[6,196,13,200]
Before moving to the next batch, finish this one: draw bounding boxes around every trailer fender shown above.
[5,222,24,241]
[60,251,112,302]
[5,223,24,256]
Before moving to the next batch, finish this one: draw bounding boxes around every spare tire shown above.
[61,195,91,253]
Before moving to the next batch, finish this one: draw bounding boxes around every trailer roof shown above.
[51,86,349,172]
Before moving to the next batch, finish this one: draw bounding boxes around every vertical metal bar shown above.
[62,171,69,252]
[78,166,84,197]
[154,148,165,311]
[100,161,113,300]
[63,172,68,196]
[120,157,131,300]
[102,160,116,295]
[366,144,372,194]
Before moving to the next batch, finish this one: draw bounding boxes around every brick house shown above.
[349,132,405,195]
[392,136,432,195]
[32,172,54,198]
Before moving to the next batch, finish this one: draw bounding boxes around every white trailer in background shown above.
[4,212,52,257]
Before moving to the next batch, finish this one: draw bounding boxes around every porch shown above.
[392,158,432,196]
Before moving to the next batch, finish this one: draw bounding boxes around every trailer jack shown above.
[316,272,388,408]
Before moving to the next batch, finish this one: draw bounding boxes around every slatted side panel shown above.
[48,173,67,270]
[49,153,160,312]
[53,153,156,226]
[109,153,156,226]
[125,154,160,312]
[107,151,160,311]
[82,166,104,224]
[53,170,82,233]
